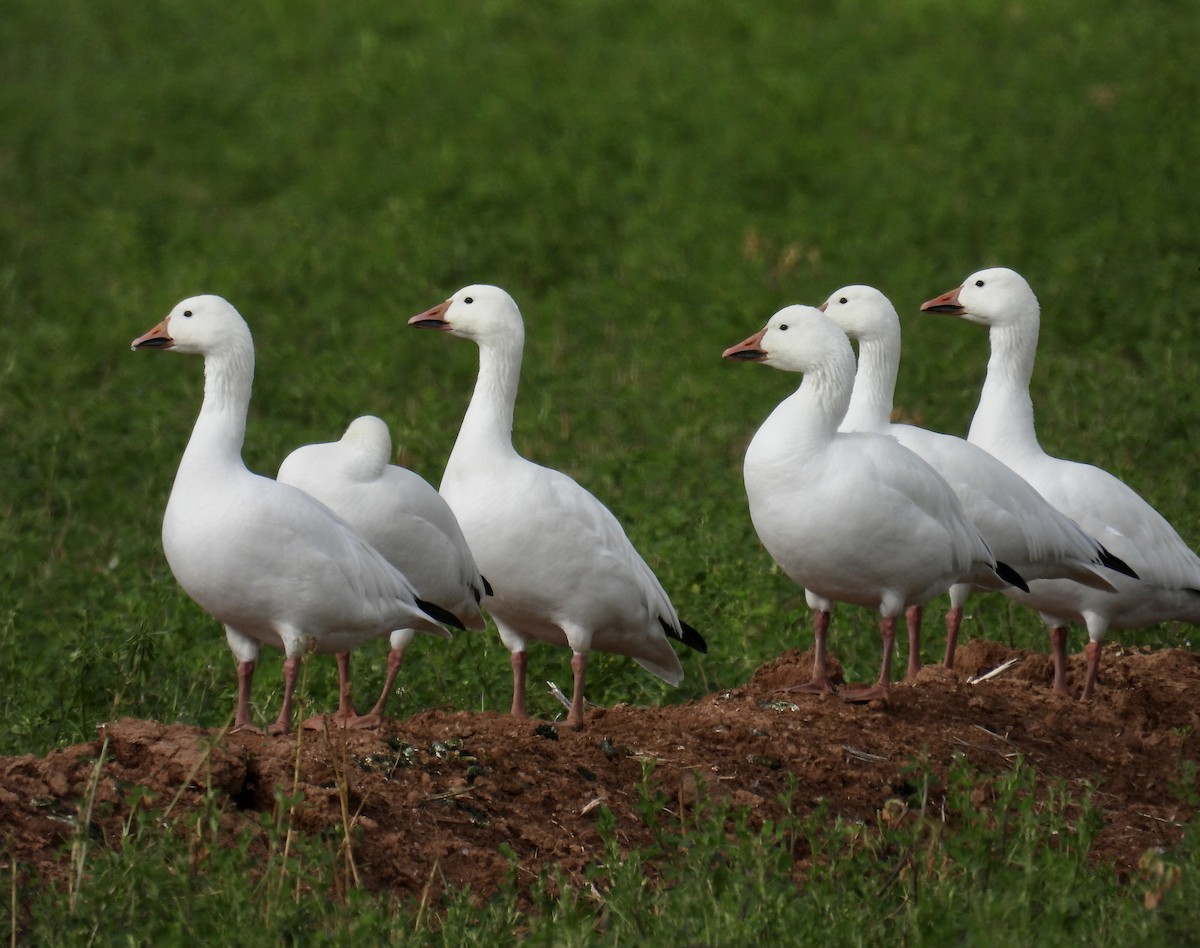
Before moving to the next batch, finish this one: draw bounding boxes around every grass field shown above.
[3,0,1200,940]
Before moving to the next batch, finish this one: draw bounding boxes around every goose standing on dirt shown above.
[820,285,1134,667]
[922,267,1200,698]
[723,304,1026,702]
[278,415,490,728]
[407,285,706,729]
[132,296,463,735]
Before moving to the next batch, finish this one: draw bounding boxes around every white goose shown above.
[723,304,1025,703]
[407,284,706,729]
[922,267,1200,698]
[278,415,490,728]
[132,296,462,735]
[820,284,1134,667]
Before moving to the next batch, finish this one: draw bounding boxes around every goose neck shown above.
[755,362,852,462]
[842,332,898,433]
[180,343,254,476]
[453,331,524,460]
[968,320,1042,460]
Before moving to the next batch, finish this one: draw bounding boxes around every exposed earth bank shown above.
[3,639,1198,906]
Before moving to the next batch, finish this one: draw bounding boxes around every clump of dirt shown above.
[3,640,1198,906]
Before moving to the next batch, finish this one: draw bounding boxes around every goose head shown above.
[409,284,523,343]
[131,295,251,356]
[818,285,898,341]
[342,415,391,452]
[921,267,1040,328]
[338,415,393,477]
[723,304,852,375]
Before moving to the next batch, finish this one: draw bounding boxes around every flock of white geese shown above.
[130,267,1200,734]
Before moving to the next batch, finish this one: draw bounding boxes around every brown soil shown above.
[3,640,1199,907]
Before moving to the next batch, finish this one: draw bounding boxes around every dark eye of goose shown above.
[183,310,193,318]
[974,280,985,287]
[839,297,848,304]
[779,324,789,331]
[464,297,474,304]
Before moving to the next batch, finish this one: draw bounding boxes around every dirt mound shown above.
[3,641,1198,904]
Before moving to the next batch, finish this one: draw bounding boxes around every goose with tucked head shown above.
[819,284,1133,668]
[132,296,462,735]
[724,304,1025,703]
[278,414,490,728]
[408,285,706,729]
[923,267,1200,698]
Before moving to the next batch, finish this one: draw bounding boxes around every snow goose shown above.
[132,296,463,735]
[278,415,490,728]
[723,304,1026,702]
[820,284,1134,667]
[408,284,706,729]
[922,267,1200,698]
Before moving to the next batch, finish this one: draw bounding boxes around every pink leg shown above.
[303,652,361,731]
[1080,640,1102,700]
[904,604,922,682]
[232,660,262,733]
[510,650,529,718]
[352,645,407,729]
[781,609,837,694]
[333,652,357,720]
[942,605,963,668]
[842,616,895,704]
[1049,626,1072,697]
[268,656,302,736]
[565,652,588,730]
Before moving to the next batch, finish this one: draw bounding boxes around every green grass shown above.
[2,0,1200,939]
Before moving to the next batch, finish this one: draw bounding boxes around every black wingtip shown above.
[661,617,707,654]
[681,621,708,653]
[1098,546,1139,580]
[995,561,1030,593]
[470,576,493,604]
[416,597,467,631]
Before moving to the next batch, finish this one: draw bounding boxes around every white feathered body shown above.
[442,448,686,683]
[826,284,1117,591]
[424,284,692,685]
[744,392,1003,616]
[277,416,487,637]
[941,267,1200,637]
[975,448,1200,632]
[150,299,450,665]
